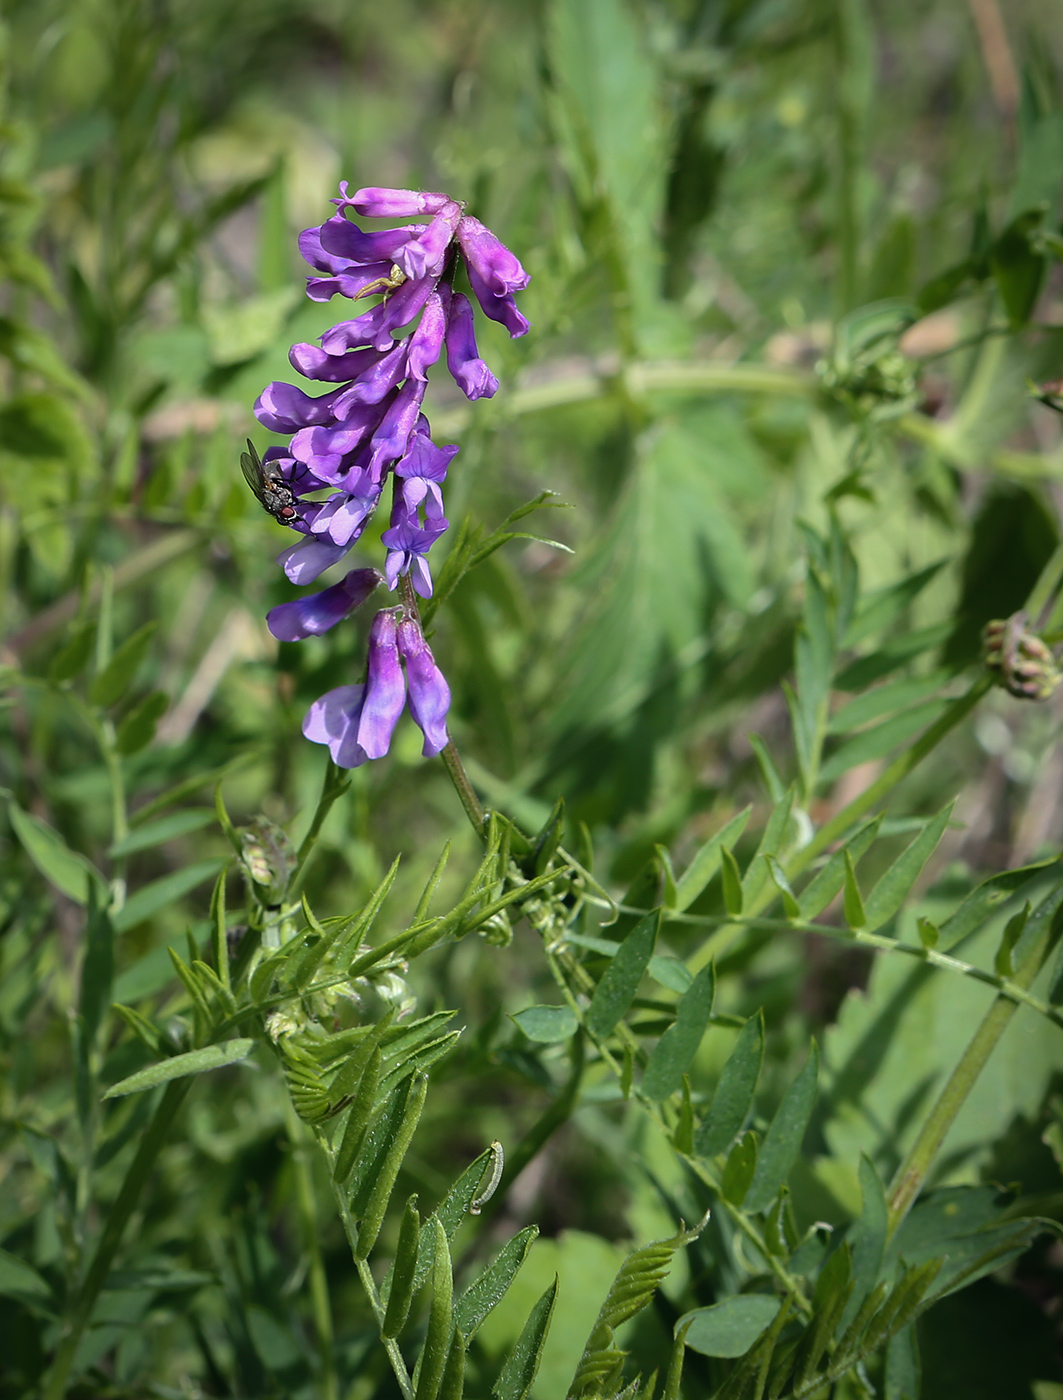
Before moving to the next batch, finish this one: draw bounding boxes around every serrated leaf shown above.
[721,1130,758,1205]
[511,1005,578,1043]
[586,909,659,1039]
[797,816,882,919]
[642,963,715,1100]
[696,1012,764,1157]
[672,808,752,911]
[454,1226,538,1341]
[493,1277,557,1400]
[744,1045,819,1213]
[720,847,744,916]
[8,801,105,903]
[679,1296,782,1358]
[104,1038,255,1098]
[89,622,157,708]
[862,804,952,931]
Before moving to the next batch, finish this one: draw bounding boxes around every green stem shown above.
[287,1108,337,1400]
[440,740,486,833]
[289,758,350,896]
[43,1079,191,1400]
[885,915,1060,1237]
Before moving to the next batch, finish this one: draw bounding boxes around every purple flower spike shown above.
[338,184,452,218]
[267,568,382,642]
[381,512,447,598]
[395,201,464,281]
[466,262,531,338]
[444,292,499,400]
[357,610,406,759]
[254,382,348,434]
[457,215,530,297]
[303,684,370,768]
[398,617,450,756]
[317,215,423,266]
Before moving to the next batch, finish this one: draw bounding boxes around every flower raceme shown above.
[249,184,529,766]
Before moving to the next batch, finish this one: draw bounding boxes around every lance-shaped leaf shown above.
[797,816,882,919]
[8,802,105,904]
[839,1156,888,1332]
[744,1044,819,1213]
[104,1038,256,1098]
[720,848,744,916]
[415,1216,453,1400]
[493,1278,557,1400]
[586,910,659,1039]
[861,804,953,931]
[938,855,1058,952]
[695,1012,765,1157]
[672,807,751,911]
[454,1225,538,1341]
[413,1144,503,1294]
[89,621,157,707]
[333,1046,382,1185]
[642,964,715,1100]
[679,1295,783,1358]
[511,1005,578,1043]
[355,1073,428,1260]
[741,788,795,907]
[382,1195,421,1339]
[721,1131,758,1206]
[842,852,866,930]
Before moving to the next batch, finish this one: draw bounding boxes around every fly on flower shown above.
[240,439,301,524]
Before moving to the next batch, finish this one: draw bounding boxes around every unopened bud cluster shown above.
[983,615,1062,700]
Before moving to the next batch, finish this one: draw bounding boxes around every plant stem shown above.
[43,1079,190,1400]
[287,1108,337,1400]
[440,740,486,833]
[289,758,350,896]
[885,914,1060,1237]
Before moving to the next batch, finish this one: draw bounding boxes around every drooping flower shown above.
[248,182,530,767]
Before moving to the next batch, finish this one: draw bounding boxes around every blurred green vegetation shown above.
[4,0,1063,1396]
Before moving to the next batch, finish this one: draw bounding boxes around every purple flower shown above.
[254,382,349,434]
[394,430,457,521]
[398,617,450,756]
[444,291,499,400]
[357,610,406,758]
[335,183,451,218]
[381,510,448,598]
[457,215,530,297]
[277,536,353,585]
[303,468,382,546]
[267,568,381,641]
[303,684,371,767]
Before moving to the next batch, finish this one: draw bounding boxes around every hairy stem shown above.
[289,758,350,896]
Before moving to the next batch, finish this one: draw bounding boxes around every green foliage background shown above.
[4,0,1063,1397]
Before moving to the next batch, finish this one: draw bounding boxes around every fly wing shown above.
[240,440,268,506]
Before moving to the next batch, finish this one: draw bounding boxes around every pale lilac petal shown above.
[277,537,351,585]
[339,186,451,218]
[267,569,381,642]
[356,611,405,759]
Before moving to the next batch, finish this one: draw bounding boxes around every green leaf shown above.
[8,801,105,903]
[834,622,953,691]
[721,1130,758,1205]
[382,1195,422,1339]
[455,1226,538,1341]
[416,1216,454,1400]
[750,734,786,802]
[679,1295,782,1358]
[820,701,950,783]
[112,859,224,932]
[766,855,800,918]
[843,851,867,930]
[648,956,693,994]
[884,1323,921,1400]
[797,816,882,919]
[741,788,795,907]
[89,622,157,708]
[995,903,1030,977]
[104,1038,255,1098]
[0,1247,52,1306]
[511,1005,578,1043]
[108,807,214,858]
[695,1012,764,1157]
[356,1073,428,1260]
[720,848,744,916]
[744,1044,819,1213]
[938,856,1057,952]
[862,804,953,931]
[333,1046,382,1186]
[115,690,169,754]
[586,909,659,1039]
[348,1076,419,1221]
[843,562,946,647]
[887,1186,1043,1298]
[79,892,114,1042]
[827,673,949,734]
[48,623,96,683]
[991,207,1047,328]
[642,963,715,1100]
[672,808,752,911]
[839,1157,888,1335]
[493,1278,557,1400]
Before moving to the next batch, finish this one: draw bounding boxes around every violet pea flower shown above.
[266,568,381,642]
[397,616,450,757]
[336,183,452,218]
[254,381,350,434]
[457,215,530,297]
[277,536,353,586]
[317,215,424,266]
[444,291,499,400]
[394,201,463,282]
[302,684,371,768]
[381,511,448,598]
[356,609,406,759]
